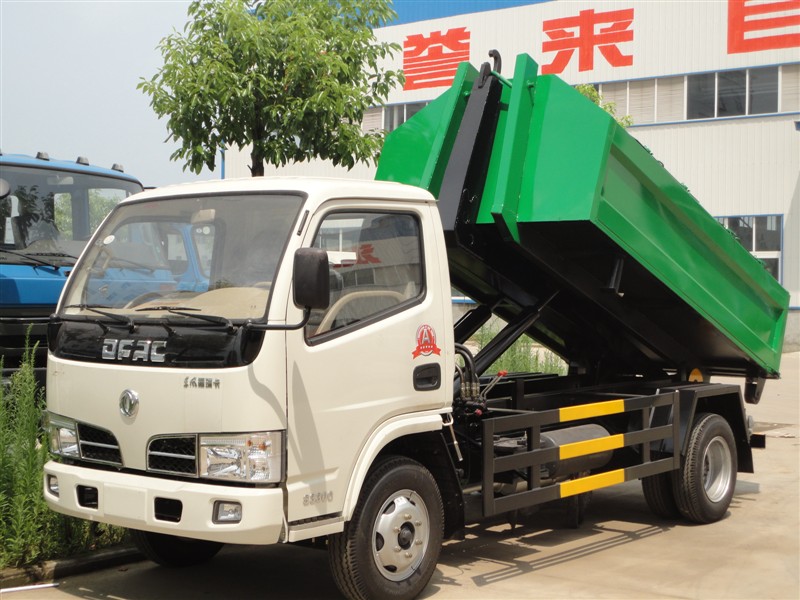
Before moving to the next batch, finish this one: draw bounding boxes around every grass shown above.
[0,341,125,569]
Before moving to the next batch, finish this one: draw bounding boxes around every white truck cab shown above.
[45,178,454,587]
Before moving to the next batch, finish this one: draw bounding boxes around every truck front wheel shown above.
[673,413,737,524]
[328,456,444,600]
[130,530,223,567]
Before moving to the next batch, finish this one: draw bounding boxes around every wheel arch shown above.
[378,432,464,539]
[676,384,754,473]
[341,415,464,540]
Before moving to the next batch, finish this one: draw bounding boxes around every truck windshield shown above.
[0,165,142,267]
[59,193,303,322]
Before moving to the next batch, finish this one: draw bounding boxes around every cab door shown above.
[284,200,451,525]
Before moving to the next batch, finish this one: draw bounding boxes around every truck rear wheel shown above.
[130,529,223,567]
[673,413,737,524]
[641,472,680,519]
[328,456,444,600]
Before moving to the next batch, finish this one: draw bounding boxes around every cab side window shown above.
[307,212,423,338]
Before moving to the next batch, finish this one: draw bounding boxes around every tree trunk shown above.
[249,152,264,177]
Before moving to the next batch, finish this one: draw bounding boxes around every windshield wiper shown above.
[0,248,58,269]
[62,304,135,331]
[135,306,234,332]
[30,251,80,262]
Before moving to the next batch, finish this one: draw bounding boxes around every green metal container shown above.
[377,54,789,379]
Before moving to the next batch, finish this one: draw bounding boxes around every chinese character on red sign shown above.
[403,27,471,90]
[541,8,634,74]
[728,0,800,54]
[356,243,381,265]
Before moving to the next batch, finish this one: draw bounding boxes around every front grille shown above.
[77,423,122,465]
[148,435,198,476]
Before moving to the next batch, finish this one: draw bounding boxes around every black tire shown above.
[641,471,681,519]
[130,529,223,568]
[561,492,590,529]
[673,413,737,524]
[328,456,444,600]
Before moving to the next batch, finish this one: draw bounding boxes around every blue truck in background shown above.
[0,152,144,385]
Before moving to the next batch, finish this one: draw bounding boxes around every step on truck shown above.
[43,53,788,600]
[0,152,143,386]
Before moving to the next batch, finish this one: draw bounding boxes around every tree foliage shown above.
[575,84,633,127]
[139,0,403,176]
[55,190,119,238]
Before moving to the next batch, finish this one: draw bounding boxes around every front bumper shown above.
[43,461,285,545]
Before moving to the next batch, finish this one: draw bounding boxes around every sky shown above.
[0,0,543,188]
[1,0,213,188]
[390,0,542,24]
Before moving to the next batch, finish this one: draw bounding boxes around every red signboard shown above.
[541,8,634,74]
[728,0,800,53]
[403,27,471,90]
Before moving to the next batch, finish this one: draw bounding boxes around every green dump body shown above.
[377,54,789,379]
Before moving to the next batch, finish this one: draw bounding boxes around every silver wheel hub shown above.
[703,435,733,503]
[372,489,429,582]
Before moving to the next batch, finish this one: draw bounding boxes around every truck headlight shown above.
[199,432,283,484]
[46,412,80,458]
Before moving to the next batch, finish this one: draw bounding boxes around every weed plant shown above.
[470,323,567,376]
[0,342,125,569]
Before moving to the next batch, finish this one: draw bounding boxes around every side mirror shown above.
[293,248,330,310]
[0,179,9,200]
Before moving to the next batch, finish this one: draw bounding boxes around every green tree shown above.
[55,190,120,238]
[139,0,403,176]
[575,84,633,127]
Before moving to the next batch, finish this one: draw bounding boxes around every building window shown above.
[687,67,781,120]
[716,215,783,281]
[780,63,799,112]
[717,69,746,117]
[687,73,716,119]
[361,107,383,133]
[383,102,428,131]
[602,81,627,115]
[750,67,779,114]
[629,79,656,124]
[595,63,793,126]
[377,65,795,132]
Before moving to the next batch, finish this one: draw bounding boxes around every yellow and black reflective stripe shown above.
[559,460,675,498]
[558,433,625,460]
[558,398,625,422]
[561,469,626,497]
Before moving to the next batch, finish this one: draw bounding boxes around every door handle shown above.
[413,363,441,391]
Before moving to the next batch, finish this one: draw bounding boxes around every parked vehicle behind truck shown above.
[0,152,143,385]
[42,54,788,600]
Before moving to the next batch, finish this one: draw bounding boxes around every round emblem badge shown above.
[119,389,139,418]
[412,324,442,358]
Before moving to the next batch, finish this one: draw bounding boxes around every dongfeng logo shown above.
[102,339,167,363]
[119,389,139,418]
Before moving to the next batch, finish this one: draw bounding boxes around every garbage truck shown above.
[42,53,788,600]
[0,152,143,386]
